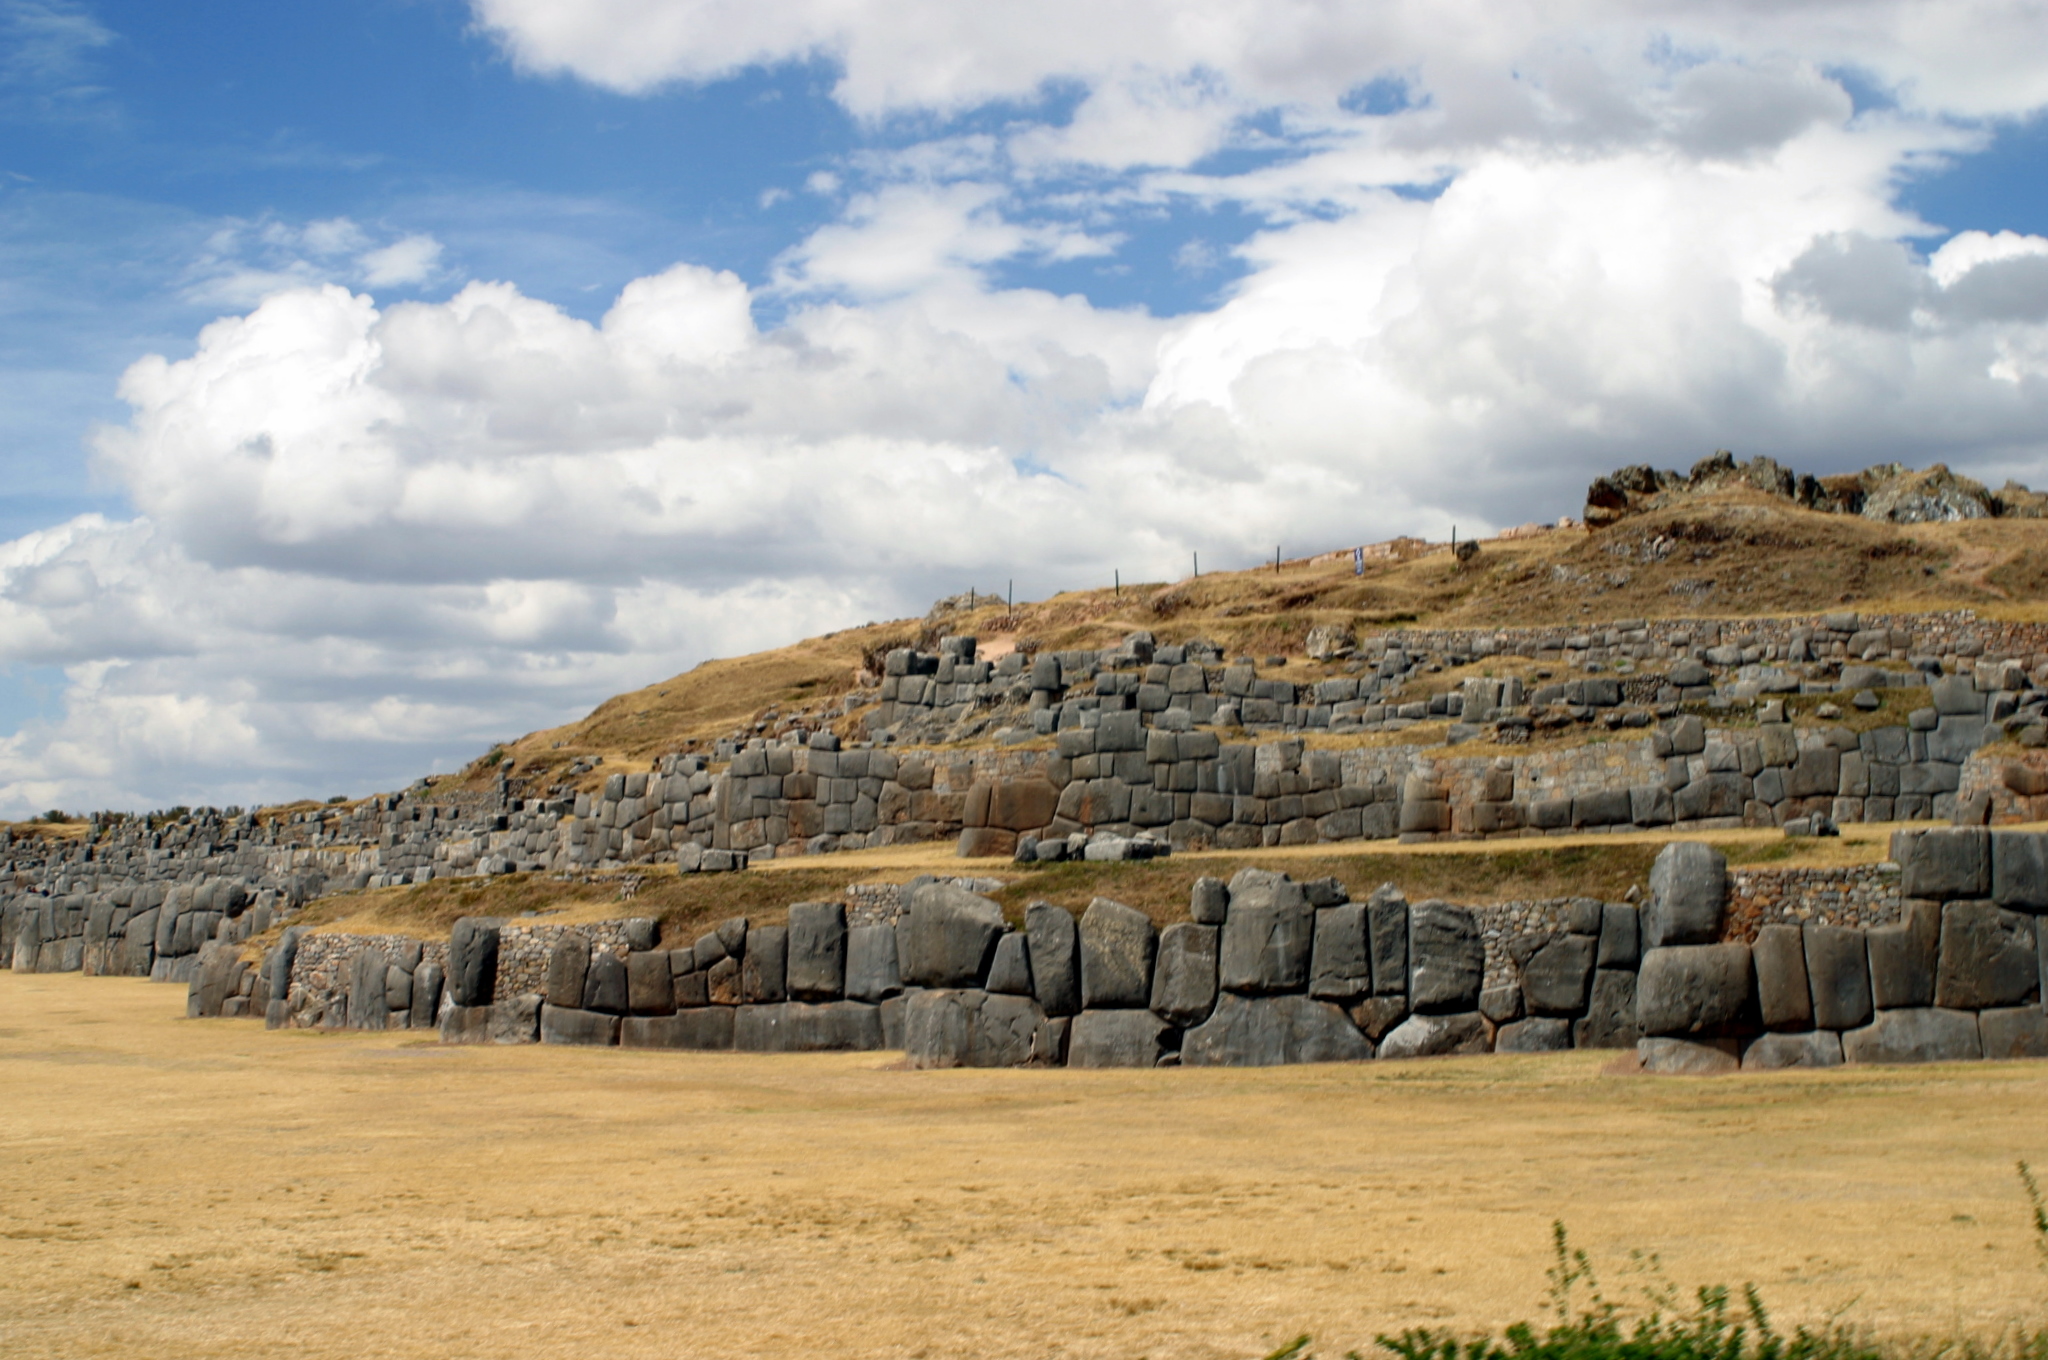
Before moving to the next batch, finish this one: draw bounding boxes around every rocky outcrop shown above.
[1585,452,2048,529]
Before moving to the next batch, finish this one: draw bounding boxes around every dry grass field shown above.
[6,973,2048,1359]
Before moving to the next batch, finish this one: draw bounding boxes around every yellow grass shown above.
[4,972,2047,1359]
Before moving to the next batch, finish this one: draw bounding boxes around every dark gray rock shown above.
[1597,903,1640,969]
[438,1004,493,1044]
[541,1004,620,1046]
[627,950,676,1015]
[386,965,413,1013]
[902,989,1048,1067]
[1931,674,1983,715]
[1868,900,1939,1009]
[1636,944,1753,1036]
[1026,900,1081,1016]
[1898,828,1990,901]
[1190,876,1229,925]
[785,901,848,1000]
[1349,995,1409,1042]
[715,917,750,955]
[1979,1005,2048,1059]
[901,882,1005,988]
[985,932,1034,996]
[1308,904,1372,1001]
[705,956,741,1006]
[411,961,444,1028]
[1521,934,1596,1015]
[1219,869,1313,995]
[1742,1031,1844,1070]
[1408,902,1483,1013]
[1496,1017,1573,1053]
[621,917,659,952]
[1150,922,1218,1026]
[1033,1015,1071,1065]
[1368,888,1409,995]
[347,949,389,1029]
[583,951,629,1014]
[1080,897,1156,1008]
[844,923,902,1002]
[1565,898,1605,935]
[1068,1008,1173,1067]
[1479,984,1523,1024]
[741,925,789,1003]
[620,1008,735,1050]
[692,931,730,971]
[1993,831,2048,912]
[1935,902,2039,1008]
[902,990,972,1068]
[1378,1011,1488,1059]
[448,917,502,1007]
[1180,993,1372,1065]
[486,993,541,1044]
[1752,924,1812,1030]
[784,1000,885,1052]
[1642,842,1726,948]
[1302,876,1349,908]
[971,993,1044,1067]
[1841,1007,1982,1063]
[1638,1036,1740,1074]
[1804,926,1873,1030]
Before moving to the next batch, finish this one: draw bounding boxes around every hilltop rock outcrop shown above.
[1585,452,2048,529]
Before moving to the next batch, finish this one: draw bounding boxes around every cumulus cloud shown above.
[3,0,2048,814]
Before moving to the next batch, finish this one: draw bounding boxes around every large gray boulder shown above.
[1752,925,1812,1030]
[1980,1005,2048,1059]
[1521,935,1595,1016]
[1150,923,1218,1026]
[1408,902,1483,1013]
[1636,944,1752,1035]
[486,993,541,1044]
[1066,1008,1172,1067]
[438,1004,492,1044]
[620,1008,735,1050]
[1181,993,1371,1066]
[844,923,902,1002]
[410,961,444,1028]
[985,932,1034,996]
[626,950,675,1016]
[1804,926,1873,1030]
[1495,1017,1572,1053]
[1378,1011,1488,1060]
[1642,842,1726,948]
[1575,970,1640,1049]
[1743,1031,1844,1071]
[448,917,503,1007]
[582,951,629,1013]
[1597,903,1640,968]
[1308,904,1372,1001]
[1219,869,1313,995]
[1026,901,1081,1015]
[902,990,1047,1068]
[1841,1007,1982,1063]
[1868,901,1939,1008]
[1080,898,1156,1008]
[1638,1036,1739,1074]
[1190,877,1229,925]
[541,1005,620,1046]
[544,932,589,1009]
[1992,831,2048,911]
[1934,902,2039,1008]
[1899,828,1990,901]
[785,901,848,1000]
[901,882,1005,988]
[346,949,389,1029]
[1367,886,1409,995]
[741,925,789,1003]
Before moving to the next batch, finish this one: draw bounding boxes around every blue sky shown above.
[1,0,2047,815]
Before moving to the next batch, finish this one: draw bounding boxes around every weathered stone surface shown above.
[1349,995,1409,1041]
[620,1008,735,1050]
[1067,1008,1173,1068]
[346,949,389,1029]
[1841,1007,1983,1063]
[1576,969,1641,1049]
[1752,925,1812,1030]
[411,961,444,1028]
[1496,1017,1573,1052]
[1368,889,1409,995]
[1521,934,1596,1016]
[985,932,1033,996]
[1027,900,1081,1016]
[1868,900,1939,1009]
[1219,869,1313,995]
[785,901,848,1000]
[541,1004,620,1046]
[1934,902,2039,1009]
[1080,897,1157,1008]
[448,917,502,1007]
[902,883,1005,988]
[706,956,741,1006]
[583,951,629,1014]
[742,925,789,1004]
[902,990,972,1067]
[1898,828,1990,901]
[1181,993,1372,1066]
[972,993,1044,1066]
[1992,831,2048,912]
[733,1003,793,1051]
[1597,903,1640,968]
[1636,944,1753,1036]
[902,989,1048,1067]
[1642,843,1726,948]
[844,923,902,1002]
[544,932,589,1009]
[1479,983,1522,1024]
[486,993,541,1044]
[1638,1036,1740,1074]
[1190,876,1229,925]
[1980,1005,2048,1059]
[438,1004,493,1044]
[1743,1031,1845,1070]
[1804,926,1873,1030]
[627,950,676,1015]
[1378,1011,1488,1060]
[1150,922,1218,1026]
[1308,904,1372,1001]
[1408,902,1484,1013]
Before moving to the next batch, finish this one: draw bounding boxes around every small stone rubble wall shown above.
[1724,865,1902,936]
